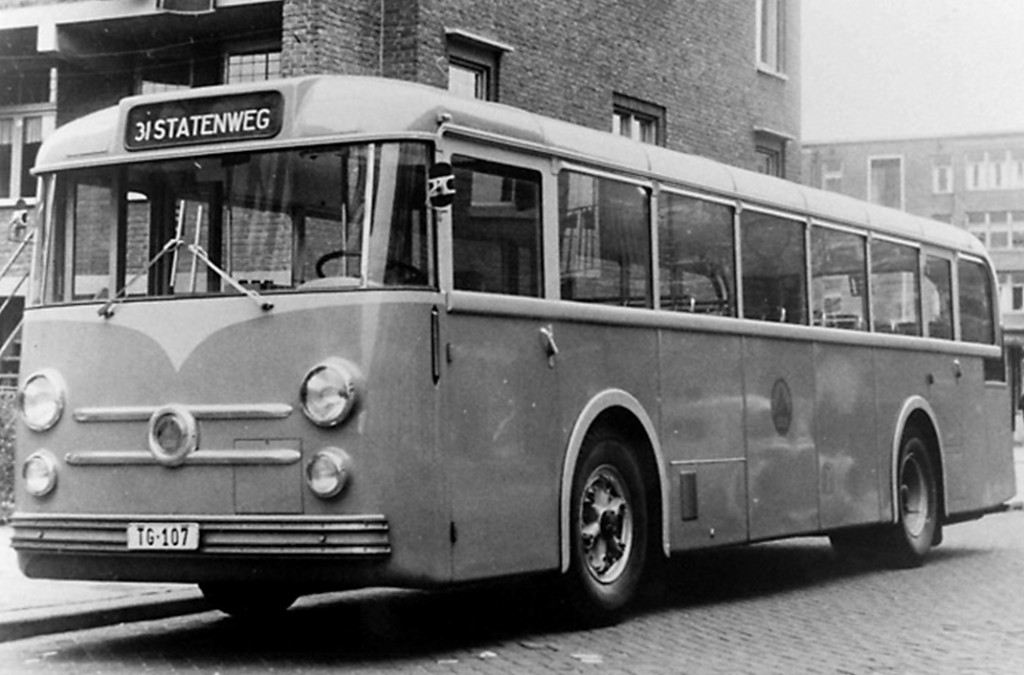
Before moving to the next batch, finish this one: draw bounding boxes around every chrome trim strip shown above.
[11,513,390,557]
[669,458,747,466]
[66,449,302,466]
[74,403,293,423]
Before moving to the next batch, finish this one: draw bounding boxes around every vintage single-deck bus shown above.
[11,76,1015,623]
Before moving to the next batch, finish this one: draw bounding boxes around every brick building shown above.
[0,0,801,380]
[803,132,1024,343]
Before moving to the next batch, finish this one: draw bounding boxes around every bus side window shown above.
[657,192,735,316]
[450,155,542,296]
[810,225,868,330]
[558,171,651,307]
[740,210,807,324]
[958,258,995,344]
[923,255,954,340]
[870,239,921,335]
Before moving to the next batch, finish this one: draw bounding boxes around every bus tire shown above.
[199,582,298,619]
[563,427,648,626]
[882,428,938,568]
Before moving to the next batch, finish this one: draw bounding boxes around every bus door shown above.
[916,250,968,505]
[740,210,820,540]
[439,146,561,581]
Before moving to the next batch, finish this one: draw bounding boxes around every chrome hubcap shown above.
[579,464,633,584]
[900,453,928,538]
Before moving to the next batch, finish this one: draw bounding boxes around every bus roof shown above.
[34,75,987,258]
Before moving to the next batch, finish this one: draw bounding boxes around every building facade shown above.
[803,132,1024,342]
[0,0,801,381]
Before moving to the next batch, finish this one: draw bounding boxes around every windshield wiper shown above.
[99,238,273,318]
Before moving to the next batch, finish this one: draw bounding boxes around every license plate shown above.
[127,522,200,551]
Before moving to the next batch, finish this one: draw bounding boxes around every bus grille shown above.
[10,514,391,557]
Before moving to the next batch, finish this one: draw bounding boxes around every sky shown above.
[801,1,1024,142]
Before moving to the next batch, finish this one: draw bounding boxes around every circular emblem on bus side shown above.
[771,378,793,437]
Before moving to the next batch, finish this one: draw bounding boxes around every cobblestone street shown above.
[2,509,1024,674]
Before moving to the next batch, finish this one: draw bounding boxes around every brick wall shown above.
[280,0,801,176]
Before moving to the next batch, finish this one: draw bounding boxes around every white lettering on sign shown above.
[131,107,274,145]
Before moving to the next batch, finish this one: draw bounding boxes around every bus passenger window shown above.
[958,258,995,344]
[741,211,807,324]
[451,156,542,296]
[924,255,954,340]
[657,193,735,316]
[810,226,867,331]
[559,171,651,307]
[870,239,921,335]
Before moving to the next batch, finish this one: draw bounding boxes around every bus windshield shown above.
[42,141,432,305]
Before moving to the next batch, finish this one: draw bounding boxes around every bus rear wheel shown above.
[882,430,938,567]
[830,428,938,568]
[199,582,298,619]
[563,427,648,626]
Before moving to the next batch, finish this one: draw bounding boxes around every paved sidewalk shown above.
[2,447,1024,644]
[0,526,207,643]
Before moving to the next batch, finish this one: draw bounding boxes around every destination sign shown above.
[125,91,284,151]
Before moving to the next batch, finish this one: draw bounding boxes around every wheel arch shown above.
[559,389,669,573]
[889,396,947,525]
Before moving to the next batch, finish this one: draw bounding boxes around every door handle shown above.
[539,325,558,367]
[953,359,963,379]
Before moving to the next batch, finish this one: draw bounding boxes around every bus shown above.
[11,75,1016,624]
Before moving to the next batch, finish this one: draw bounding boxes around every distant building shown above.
[803,132,1024,343]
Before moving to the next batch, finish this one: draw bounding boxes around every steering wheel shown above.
[315,250,359,278]
[315,249,428,286]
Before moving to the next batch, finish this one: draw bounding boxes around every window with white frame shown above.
[612,94,664,146]
[821,159,842,192]
[0,67,55,202]
[964,150,1024,191]
[932,156,952,194]
[868,156,903,209]
[756,0,786,74]
[965,211,1024,250]
[999,272,1024,312]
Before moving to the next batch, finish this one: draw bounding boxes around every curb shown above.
[0,592,209,643]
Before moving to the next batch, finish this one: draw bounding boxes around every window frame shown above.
[867,155,905,210]
[445,29,513,102]
[0,104,55,205]
[756,0,787,76]
[612,93,666,146]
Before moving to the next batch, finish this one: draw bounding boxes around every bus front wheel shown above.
[199,582,298,619]
[563,427,648,626]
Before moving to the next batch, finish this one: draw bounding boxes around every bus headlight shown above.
[19,369,66,432]
[300,359,361,428]
[23,450,58,497]
[306,448,351,499]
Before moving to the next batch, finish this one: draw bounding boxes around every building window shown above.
[612,94,665,146]
[868,156,903,209]
[225,46,281,84]
[1001,272,1024,312]
[755,130,788,177]
[0,67,55,202]
[932,157,952,194]
[756,0,786,75]
[821,160,843,192]
[964,211,1024,250]
[446,29,512,101]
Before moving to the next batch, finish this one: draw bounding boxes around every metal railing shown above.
[0,210,34,397]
